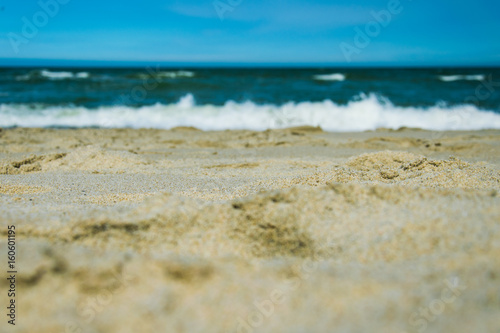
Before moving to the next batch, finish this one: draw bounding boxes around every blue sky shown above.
[0,0,499,66]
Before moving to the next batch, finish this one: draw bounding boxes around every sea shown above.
[1,66,500,132]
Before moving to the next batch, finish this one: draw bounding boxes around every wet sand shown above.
[0,127,499,332]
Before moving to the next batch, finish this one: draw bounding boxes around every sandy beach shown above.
[1,127,499,332]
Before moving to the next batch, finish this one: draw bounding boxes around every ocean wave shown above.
[158,71,195,78]
[15,70,90,81]
[135,71,195,80]
[1,94,499,131]
[313,73,346,81]
[438,74,485,82]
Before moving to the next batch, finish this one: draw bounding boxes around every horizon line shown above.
[1,58,499,69]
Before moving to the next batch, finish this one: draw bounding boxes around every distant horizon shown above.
[1,58,499,69]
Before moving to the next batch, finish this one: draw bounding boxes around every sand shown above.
[0,127,499,333]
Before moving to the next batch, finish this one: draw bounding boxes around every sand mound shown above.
[0,153,66,174]
[346,150,419,170]
[44,145,148,172]
[0,146,148,174]
[61,189,316,259]
[343,151,500,188]
[269,151,500,190]
[18,183,499,264]
[339,135,499,156]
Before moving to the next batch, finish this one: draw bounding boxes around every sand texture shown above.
[0,127,499,333]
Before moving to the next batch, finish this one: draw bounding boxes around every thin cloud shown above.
[167,3,218,19]
[168,2,374,29]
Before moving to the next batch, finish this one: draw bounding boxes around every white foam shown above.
[135,71,195,80]
[15,70,90,81]
[1,94,500,132]
[40,70,74,79]
[41,70,90,80]
[438,75,485,82]
[313,73,346,81]
[157,71,195,78]
[75,72,90,79]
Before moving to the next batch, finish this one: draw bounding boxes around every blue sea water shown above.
[0,67,499,131]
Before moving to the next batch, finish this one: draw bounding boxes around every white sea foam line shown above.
[136,71,195,79]
[438,75,485,82]
[15,70,90,81]
[313,73,346,81]
[158,71,195,78]
[1,94,499,131]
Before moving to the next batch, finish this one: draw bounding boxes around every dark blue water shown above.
[0,67,499,131]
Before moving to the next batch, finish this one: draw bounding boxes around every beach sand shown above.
[1,127,499,332]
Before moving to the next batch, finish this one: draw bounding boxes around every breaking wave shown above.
[438,74,485,82]
[313,73,346,81]
[1,93,500,131]
[134,71,195,80]
[16,70,90,81]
